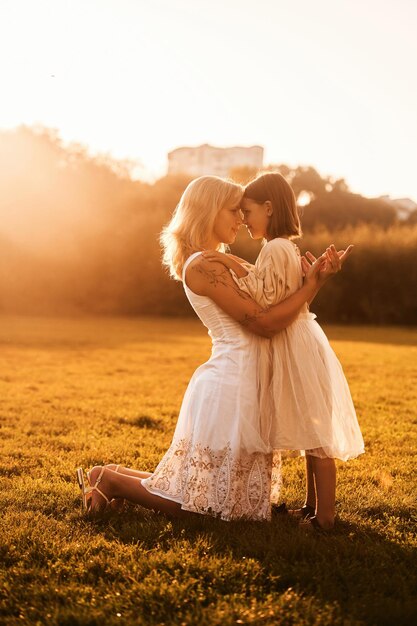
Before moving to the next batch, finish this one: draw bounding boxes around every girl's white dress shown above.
[142,252,281,521]
[232,238,364,461]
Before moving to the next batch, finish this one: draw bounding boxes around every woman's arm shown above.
[206,240,295,307]
[186,256,324,338]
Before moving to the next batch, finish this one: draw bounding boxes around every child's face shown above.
[241,198,271,240]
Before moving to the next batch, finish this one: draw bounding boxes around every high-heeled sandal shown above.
[86,464,120,486]
[76,466,110,512]
[86,464,125,509]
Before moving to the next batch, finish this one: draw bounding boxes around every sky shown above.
[1,0,416,200]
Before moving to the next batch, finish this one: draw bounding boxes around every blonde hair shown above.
[161,176,243,281]
[244,172,302,240]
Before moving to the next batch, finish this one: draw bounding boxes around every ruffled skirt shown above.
[267,317,364,461]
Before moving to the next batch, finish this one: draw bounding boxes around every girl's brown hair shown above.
[243,172,302,240]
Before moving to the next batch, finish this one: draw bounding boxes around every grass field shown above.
[0,316,416,626]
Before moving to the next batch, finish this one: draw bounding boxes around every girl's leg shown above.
[310,456,336,529]
[89,466,190,518]
[304,454,316,509]
[288,454,316,518]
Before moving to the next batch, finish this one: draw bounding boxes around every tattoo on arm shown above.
[240,306,270,327]
[193,263,252,301]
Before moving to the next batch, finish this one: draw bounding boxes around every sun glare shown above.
[0,0,416,199]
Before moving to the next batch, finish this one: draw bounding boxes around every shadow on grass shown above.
[117,415,163,430]
[85,504,417,626]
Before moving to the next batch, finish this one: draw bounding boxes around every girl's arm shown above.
[186,255,325,338]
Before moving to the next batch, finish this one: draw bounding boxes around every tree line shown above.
[0,126,416,324]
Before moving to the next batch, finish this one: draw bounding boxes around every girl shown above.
[203,172,364,531]
[77,175,336,520]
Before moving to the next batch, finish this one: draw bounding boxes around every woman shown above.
[77,175,339,521]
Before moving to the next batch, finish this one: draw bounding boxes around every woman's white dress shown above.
[142,252,280,521]
[232,238,364,461]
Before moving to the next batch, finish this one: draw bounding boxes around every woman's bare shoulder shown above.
[187,254,225,276]
[185,255,232,293]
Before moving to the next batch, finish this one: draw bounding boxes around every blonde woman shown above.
[77,176,335,521]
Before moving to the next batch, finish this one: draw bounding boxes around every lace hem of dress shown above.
[142,438,281,522]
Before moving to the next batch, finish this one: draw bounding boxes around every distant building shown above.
[167,143,264,178]
[380,195,417,220]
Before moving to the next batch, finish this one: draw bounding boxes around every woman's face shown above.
[241,198,271,240]
[212,202,243,245]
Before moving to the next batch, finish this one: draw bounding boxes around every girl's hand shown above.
[303,253,327,287]
[301,245,354,282]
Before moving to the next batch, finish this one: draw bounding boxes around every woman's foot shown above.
[88,464,126,512]
[105,464,120,472]
[105,465,127,511]
[109,498,127,512]
[87,466,112,512]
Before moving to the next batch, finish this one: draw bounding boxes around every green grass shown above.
[0,316,416,626]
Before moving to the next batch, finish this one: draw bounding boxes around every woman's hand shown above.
[202,250,234,268]
[227,253,248,264]
[201,250,248,277]
[301,244,353,283]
